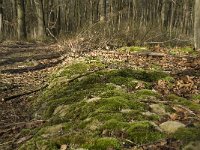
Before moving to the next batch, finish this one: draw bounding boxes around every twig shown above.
[176,105,200,120]
[16,135,33,144]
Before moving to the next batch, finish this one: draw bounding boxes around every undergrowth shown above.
[19,60,200,150]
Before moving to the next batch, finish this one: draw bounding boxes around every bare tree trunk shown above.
[161,0,166,30]
[194,0,200,50]
[34,0,46,39]
[0,0,3,40]
[17,0,27,40]
[99,0,106,21]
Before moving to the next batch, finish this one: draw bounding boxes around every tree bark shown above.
[34,0,46,39]
[0,0,3,40]
[17,0,27,40]
[194,0,200,50]
[99,0,106,21]
[161,0,166,29]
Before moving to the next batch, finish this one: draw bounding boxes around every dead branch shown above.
[46,28,58,42]
[135,51,167,57]
[2,84,48,102]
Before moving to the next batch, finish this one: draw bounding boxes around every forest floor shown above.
[0,42,65,149]
[0,43,200,149]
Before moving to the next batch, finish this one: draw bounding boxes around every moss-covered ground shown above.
[19,57,200,150]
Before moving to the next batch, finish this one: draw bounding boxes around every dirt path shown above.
[0,43,64,149]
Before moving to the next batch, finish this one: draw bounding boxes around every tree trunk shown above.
[17,0,27,40]
[0,0,3,40]
[161,0,166,30]
[35,0,46,39]
[99,0,106,21]
[194,0,200,50]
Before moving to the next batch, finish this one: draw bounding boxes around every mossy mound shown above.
[167,94,200,112]
[169,47,198,56]
[88,137,121,150]
[118,46,148,53]
[19,60,198,149]
[126,121,165,144]
[172,127,200,144]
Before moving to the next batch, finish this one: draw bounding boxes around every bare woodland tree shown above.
[0,0,3,40]
[34,0,46,39]
[0,0,197,46]
[17,0,26,40]
[194,0,200,50]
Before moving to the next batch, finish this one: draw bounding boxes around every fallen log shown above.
[135,51,167,57]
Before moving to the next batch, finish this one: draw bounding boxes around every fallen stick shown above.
[135,51,167,57]
[46,28,58,42]
[2,84,48,102]
[16,135,33,145]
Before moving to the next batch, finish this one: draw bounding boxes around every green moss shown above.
[39,84,69,103]
[19,137,58,150]
[88,137,121,150]
[51,61,107,80]
[169,47,197,56]
[35,139,58,150]
[109,76,132,86]
[19,139,37,150]
[191,94,200,101]
[42,98,69,118]
[105,69,168,83]
[167,94,200,112]
[94,113,125,122]
[49,117,69,125]
[37,123,70,137]
[52,62,89,79]
[39,66,169,108]
[88,60,107,70]
[62,101,95,121]
[118,46,147,53]
[133,89,161,100]
[50,95,146,130]
[36,63,166,122]
[130,46,147,52]
[100,89,130,99]
[150,64,163,71]
[22,61,179,149]
[78,103,98,120]
[20,129,32,136]
[78,118,94,129]
[40,83,115,118]
[162,76,175,83]
[122,110,158,122]
[101,119,129,131]
[95,96,146,113]
[161,76,175,88]
[146,113,161,121]
[66,133,89,145]
[181,47,194,53]
[126,121,165,144]
[173,127,200,144]
[52,131,94,147]
[142,71,169,82]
